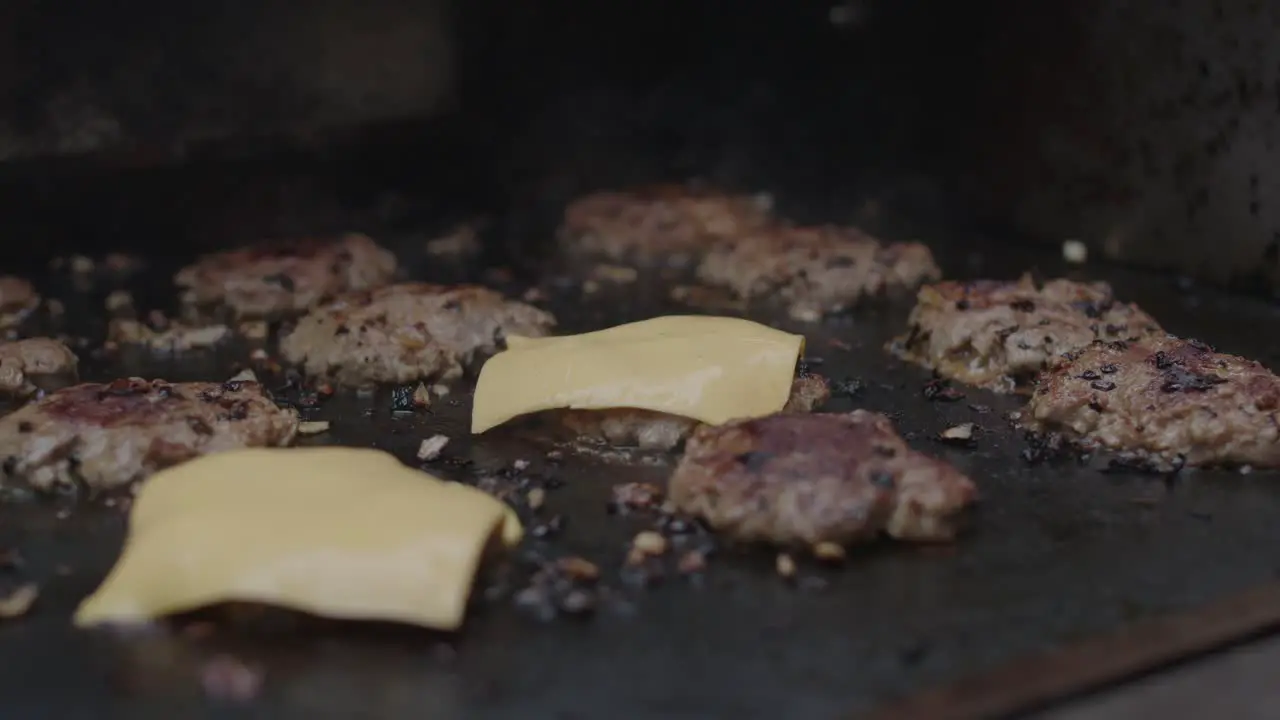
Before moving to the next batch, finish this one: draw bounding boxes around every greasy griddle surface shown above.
[3,245,1280,720]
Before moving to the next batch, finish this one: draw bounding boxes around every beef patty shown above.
[0,378,298,492]
[668,411,978,546]
[0,338,78,399]
[559,185,774,267]
[696,225,940,321]
[891,275,1164,393]
[556,373,832,451]
[280,283,556,387]
[1023,335,1280,468]
[175,233,397,318]
[0,276,39,329]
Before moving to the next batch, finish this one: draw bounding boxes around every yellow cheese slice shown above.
[472,315,804,434]
[74,447,522,631]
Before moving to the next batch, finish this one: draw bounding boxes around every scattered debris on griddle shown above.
[775,553,797,580]
[526,487,546,510]
[607,482,664,514]
[238,321,269,341]
[0,548,23,571]
[938,423,977,448]
[922,378,965,402]
[591,264,639,284]
[297,421,330,436]
[104,290,134,315]
[0,582,38,619]
[411,382,431,408]
[425,223,483,258]
[529,515,567,539]
[416,434,449,461]
[1020,430,1079,465]
[832,377,866,398]
[227,368,258,383]
[1104,451,1186,476]
[812,542,846,564]
[631,531,669,557]
[669,285,748,312]
[513,555,602,621]
[968,404,991,414]
[200,654,264,703]
[677,550,707,577]
[109,318,231,353]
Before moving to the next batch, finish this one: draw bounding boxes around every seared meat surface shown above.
[1023,335,1280,468]
[175,233,397,318]
[280,283,555,387]
[0,378,298,492]
[668,410,977,546]
[696,225,940,320]
[559,185,774,267]
[891,275,1163,393]
[0,276,39,329]
[0,338,78,399]
[557,373,832,451]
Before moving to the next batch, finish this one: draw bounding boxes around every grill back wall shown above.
[1,0,1277,293]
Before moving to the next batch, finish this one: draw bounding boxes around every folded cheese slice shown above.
[74,447,522,631]
[472,315,805,434]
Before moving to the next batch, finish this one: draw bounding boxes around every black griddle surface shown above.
[2,243,1280,720]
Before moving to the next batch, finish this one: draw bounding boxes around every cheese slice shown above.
[74,447,522,631]
[472,315,804,434]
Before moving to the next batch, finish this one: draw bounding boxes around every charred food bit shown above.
[558,373,831,452]
[108,318,231,353]
[104,290,134,315]
[696,225,941,320]
[296,421,330,436]
[891,274,1164,393]
[424,223,483,258]
[0,338,78,399]
[175,234,397,318]
[609,482,665,514]
[1024,336,1280,468]
[0,378,299,492]
[938,423,977,446]
[0,276,39,329]
[559,184,774,267]
[668,411,978,547]
[0,583,38,619]
[280,283,555,388]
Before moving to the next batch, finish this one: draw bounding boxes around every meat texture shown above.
[559,185,774,267]
[280,283,556,387]
[0,338,78,399]
[1023,335,1280,468]
[175,233,397,318]
[891,275,1163,393]
[696,225,940,320]
[0,276,39,329]
[0,378,298,492]
[557,373,832,451]
[668,410,978,546]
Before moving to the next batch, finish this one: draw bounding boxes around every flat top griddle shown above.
[2,227,1280,720]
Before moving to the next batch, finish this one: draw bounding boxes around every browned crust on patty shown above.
[174,233,397,318]
[0,378,298,492]
[1023,335,1280,468]
[696,225,940,320]
[0,338,78,399]
[891,274,1164,393]
[556,373,832,451]
[279,282,556,387]
[559,185,774,266]
[668,410,977,546]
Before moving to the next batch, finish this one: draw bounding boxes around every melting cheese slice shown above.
[74,447,522,631]
[472,315,804,434]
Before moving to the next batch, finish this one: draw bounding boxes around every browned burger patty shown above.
[668,410,978,546]
[559,185,774,266]
[891,275,1164,393]
[0,338,78,399]
[175,233,397,318]
[0,378,298,492]
[280,282,556,387]
[0,275,39,328]
[695,225,941,321]
[1023,335,1280,468]
[556,373,832,451]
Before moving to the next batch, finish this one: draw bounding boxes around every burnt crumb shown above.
[607,482,664,514]
[833,377,866,398]
[262,273,296,292]
[736,450,774,472]
[1104,452,1185,475]
[1160,367,1227,393]
[221,381,245,393]
[922,378,965,402]
[1080,370,1100,380]
[1100,363,1119,374]
[390,385,415,412]
[1020,431,1078,464]
[1090,380,1118,392]
[1152,351,1175,370]
[938,423,977,447]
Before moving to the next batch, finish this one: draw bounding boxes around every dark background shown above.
[0,0,1277,293]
